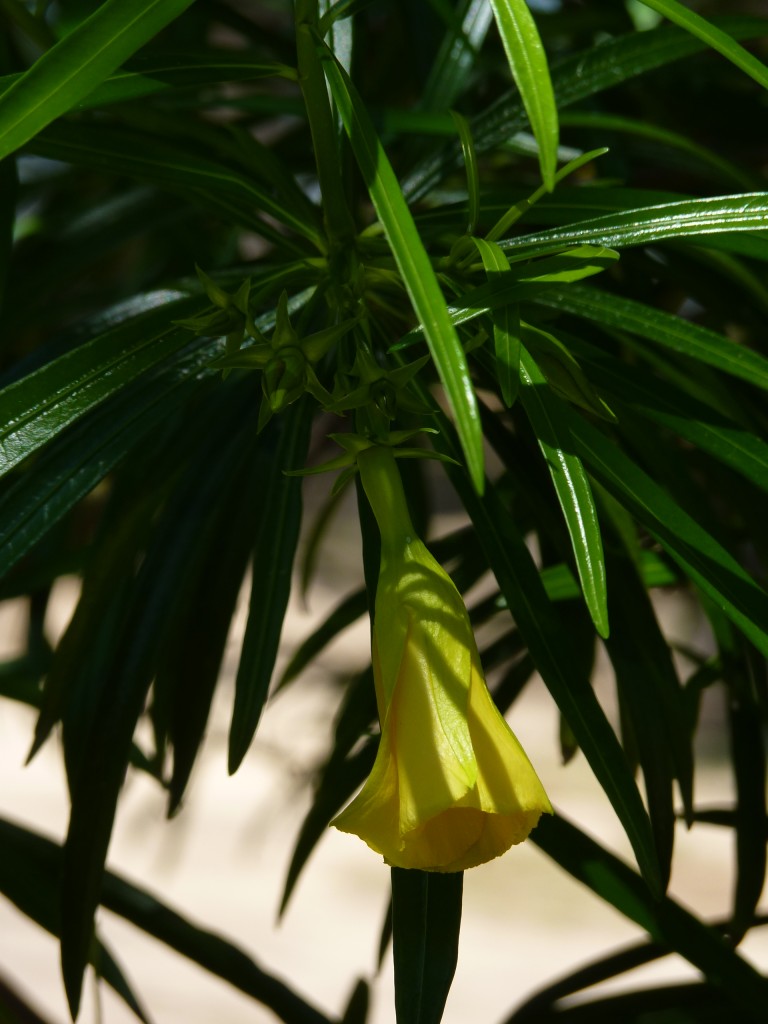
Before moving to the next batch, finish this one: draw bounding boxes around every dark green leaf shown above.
[319,37,485,493]
[0,0,197,160]
[391,869,463,1024]
[228,398,313,773]
[569,416,768,659]
[30,122,322,247]
[637,0,768,90]
[403,16,768,200]
[0,295,208,482]
[0,817,151,1022]
[280,670,378,915]
[277,588,368,691]
[519,345,608,638]
[0,816,333,1024]
[533,815,768,1021]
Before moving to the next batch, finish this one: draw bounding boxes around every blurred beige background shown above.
[1,484,766,1024]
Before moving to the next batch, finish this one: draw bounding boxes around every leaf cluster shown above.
[0,1,767,1023]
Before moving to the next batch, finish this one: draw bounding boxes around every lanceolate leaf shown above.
[499,194,768,259]
[637,0,768,91]
[228,399,313,773]
[531,285,768,393]
[0,341,214,579]
[60,389,260,1016]
[575,350,768,495]
[30,122,322,247]
[0,816,333,1024]
[421,0,494,111]
[533,815,768,1020]
[0,0,197,161]
[391,869,463,1024]
[518,346,609,638]
[487,0,558,190]
[0,814,151,1022]
[0,54,297,108]
[403,16,767,200]
[0,294,208,482]
[318,38,485,493]
[472,237,521,407]
[569,417,768,658]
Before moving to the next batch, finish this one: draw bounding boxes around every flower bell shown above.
[332,446,552,871]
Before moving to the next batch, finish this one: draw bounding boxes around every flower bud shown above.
[332,446,552,871]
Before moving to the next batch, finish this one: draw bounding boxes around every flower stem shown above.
[357,447,415,555]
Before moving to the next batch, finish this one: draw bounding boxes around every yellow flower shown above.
[332,446,552,871]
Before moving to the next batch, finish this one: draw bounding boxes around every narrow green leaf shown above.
[0,818,151,1023]
[487,0,558,189]
[0,53,296,108]
[575,348,768,496]
[533,814,768,1020]
[0,294,209,483]
[228,399,313,773]
[472,237,520,406]
[638,0,768,91]
[394,245,618,349]
[0,816,333,1024]
[0,0,197,161]
[0,156,15,318]
[725,647,767,944]
[318,37,484,493]
[421,0,493,111]
[606,550,693,826]
[391,869,463,1024]
[500,194,768,259]
[30,122,322,247]
[156,413,267,814]
[531,284,768,394]
[403,16,768,201]
[518,346,609,638]
[559,112,759,191]
[277,589,368,691]
[569,417,768,659]
[486,147,609,243]
[281,671,378,915]
[60,392,257,1016]
[450,111,480,235]
[0,341,213,580]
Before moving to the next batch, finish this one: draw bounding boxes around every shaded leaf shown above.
[0,0,197,161]
[569,416,768,659]
[228,399,313,773]
[531,284,768,394]
[391,869,463,1024]
[533,814,768,1020]
[519,345,608,638]
[0,816,333,1024]
[319,37,484,493]
[638,0,768,91]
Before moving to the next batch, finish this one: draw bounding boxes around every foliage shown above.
[0,0,767,1021]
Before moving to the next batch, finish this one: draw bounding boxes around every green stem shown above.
[357,446,416,556]
[295,0,356,249]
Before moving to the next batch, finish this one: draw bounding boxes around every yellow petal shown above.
[332,445,552,871]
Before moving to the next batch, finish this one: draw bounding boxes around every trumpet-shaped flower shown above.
[332,446,552,871]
